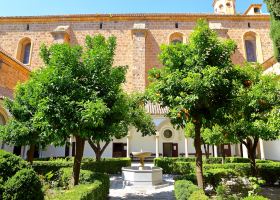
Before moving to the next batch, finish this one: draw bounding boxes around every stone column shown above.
[184,137,189,158]
[155,132,160,158]
[259,139,265,160]
[131,23,147,92]
[69,137,73,157]
[126,133,131,158]
[214,145,218,157]
[242,142,249,158]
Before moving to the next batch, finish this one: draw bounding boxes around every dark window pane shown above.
[245,40,257,62]
[23,43,31,64]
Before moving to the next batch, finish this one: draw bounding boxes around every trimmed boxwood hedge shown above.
[32,158,131,175]
[53,169,110,200]
[175,180,208,200]
[3,168,44,200]
[53,182,107,200]
[0,150,30,181]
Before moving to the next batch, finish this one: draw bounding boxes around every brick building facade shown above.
[0,1,279,160]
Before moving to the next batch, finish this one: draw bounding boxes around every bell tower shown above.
[213,0,236,15]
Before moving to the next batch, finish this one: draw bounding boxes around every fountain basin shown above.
[122,166,163,186]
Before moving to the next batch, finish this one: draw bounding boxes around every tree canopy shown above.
[264,0,280,61]
[147,19,240,188]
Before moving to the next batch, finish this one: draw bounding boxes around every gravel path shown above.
[109,175,175,200]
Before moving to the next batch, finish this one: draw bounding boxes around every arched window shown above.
[169,32,184,44]
[17,37,32,65]
[244,32,257,62]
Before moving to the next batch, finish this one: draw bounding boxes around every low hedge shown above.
[175,180,208,200]
[32,158,131,175]
[154,157,275,174]
[53,182,106,200]
[242,195,269,200]
[174,162,280,186]
[189,190,209,200]
[0,150,30,181]
[82,158,131,174]
[54,169,110,200]
[3,168,44,200]
[58,168,110,191]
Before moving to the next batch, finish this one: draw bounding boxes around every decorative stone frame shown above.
[242,31,263,63]
[160,126,176,141]
[168,32,186,44]
[15,37,33,66]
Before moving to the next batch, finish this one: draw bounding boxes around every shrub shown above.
[3,168,44,200]
[0,150,30,181]
[53,182,106,200]
[54,169,109,200]
[189,190,209,200]
[58,168,110,191]
[174,180,199,200]
[204,168,239,188]
[225,157,250,163]
[257,163,280,185]
[242,195,268,200]
[82,158,131,174]
[32,161,73,175]
[173,162,194,174]
[32,158,131,175]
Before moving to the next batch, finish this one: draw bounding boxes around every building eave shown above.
[0,47,31,75]
[0,13,270,24]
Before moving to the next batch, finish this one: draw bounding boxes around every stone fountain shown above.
[122,151,163,186]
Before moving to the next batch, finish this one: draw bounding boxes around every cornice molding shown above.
[0,13,270,24]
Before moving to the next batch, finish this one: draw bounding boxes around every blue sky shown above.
[1,0,267,16]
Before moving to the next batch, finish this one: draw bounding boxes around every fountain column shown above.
[126,132,131,158]
[155,132,159,158]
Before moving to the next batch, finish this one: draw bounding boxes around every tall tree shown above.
[0,75,51,164]
[147,20,239,188]
[37,34,155,185]
[264,0,280,61]
[226,64,280,175]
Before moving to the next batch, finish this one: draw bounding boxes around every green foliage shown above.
[257,162,280,185]
[3,168,44,200]
[81,158,131,174]
[204,168,239,189]
[32,158,131,175]
[0,150,30,182]
[147,19,238,129]
[264,0,280,60]
[0,71,52,151]
[174,180,200,200]
[189,190,209,200]
[247,177,265,196]
[58,168,109,191]
[52,182,108,200]
[242,195,268,200]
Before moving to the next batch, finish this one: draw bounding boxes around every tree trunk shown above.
[202,140,209,160]
[72,135,85,186]
[88,139,110,162]
[246,138,259,177]
[194,120,204,189]
[27,144,35,164]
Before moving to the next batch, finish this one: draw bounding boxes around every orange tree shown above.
[36,34,155,185]
[147,20,240,188]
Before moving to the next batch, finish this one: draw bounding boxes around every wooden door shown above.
[172,143,178,157]
[163,143,173,157]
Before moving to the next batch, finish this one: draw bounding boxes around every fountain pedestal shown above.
[122,166,163,186]
[122,152,163,186]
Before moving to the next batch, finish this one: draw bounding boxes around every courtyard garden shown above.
[0,5,280,199]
